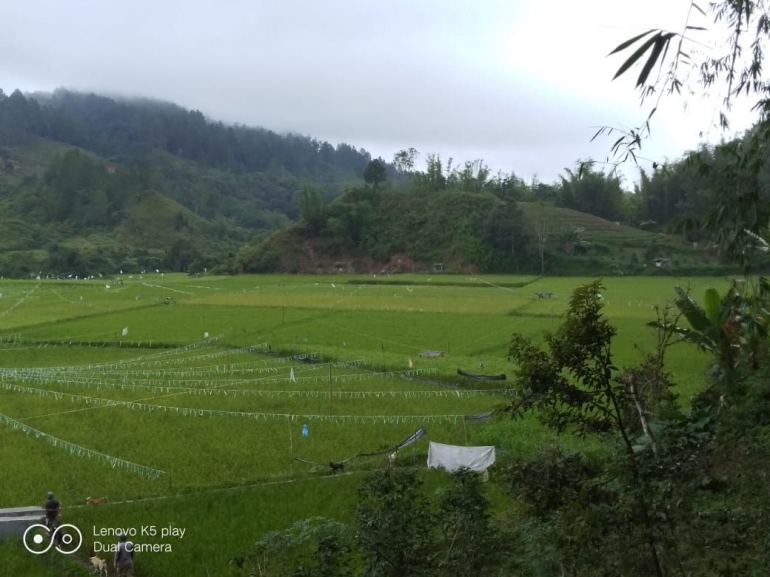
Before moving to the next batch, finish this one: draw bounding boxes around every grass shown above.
[0,540,91,576]
[0,273,724,574]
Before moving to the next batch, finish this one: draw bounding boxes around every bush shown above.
[230,517,356,577]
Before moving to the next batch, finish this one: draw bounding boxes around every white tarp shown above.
[427,441,496,472]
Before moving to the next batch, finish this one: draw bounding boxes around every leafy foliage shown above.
[239,185,535,272]
[603,1,770,271]
[363,159,387,188]
[230,517,356,577]
[508,281,623,435]
[6,89,377,177]
[505,281,709,575]
[297,184,328,235]
[560,163,624,221]
[354,468,510,577]
[433,468,501,576]
[230,468,510,577]
[354,469,434,577]
[502,269,770,575]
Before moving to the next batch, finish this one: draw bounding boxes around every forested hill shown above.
[0,88,384,220]
[0,87,761,277]
[1,88,377,179]
[0,87,393,276]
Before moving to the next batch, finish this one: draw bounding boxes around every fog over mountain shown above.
[1,0,757,186]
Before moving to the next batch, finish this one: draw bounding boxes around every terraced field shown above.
[0,273,725,575]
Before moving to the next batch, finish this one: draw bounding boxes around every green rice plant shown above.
[0,273,723,574]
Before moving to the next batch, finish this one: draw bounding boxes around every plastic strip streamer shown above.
[0,385,488,425]
[0,356,356,380]
[1,379,513,399]
[0,411,167,479]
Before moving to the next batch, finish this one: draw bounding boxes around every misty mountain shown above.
[3,88,378,174]
[0,87,394,222]
[0,87,741,278]
[0,87,402,276]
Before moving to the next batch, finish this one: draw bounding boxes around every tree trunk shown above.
[628,380,659,460]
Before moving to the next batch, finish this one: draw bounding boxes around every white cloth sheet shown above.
[427,441,495,472]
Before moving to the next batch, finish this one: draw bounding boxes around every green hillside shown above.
[237,188,723,276]
[0,138,92,186]
[0,88,384,276]
[519,201,657,241]
[518,201,720,275]
[0,87,754,277]
[0,138,246,276]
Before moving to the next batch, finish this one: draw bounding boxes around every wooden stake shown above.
[288,419,294,476]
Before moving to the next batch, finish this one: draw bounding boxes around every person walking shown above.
[114,533,135,576]
[44,492,62,545]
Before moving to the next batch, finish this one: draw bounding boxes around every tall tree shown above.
[448,159,491,193]
[297,183,327,235]
[363,159,387,188]
[559,162,624,221]
[393,147,419,173]
[533,218,550,274]
[483,201,530,271]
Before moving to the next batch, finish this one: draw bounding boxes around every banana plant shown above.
[649,284,768,380]
[673,287,733,356]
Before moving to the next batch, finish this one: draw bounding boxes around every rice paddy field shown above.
[0,273,729,575]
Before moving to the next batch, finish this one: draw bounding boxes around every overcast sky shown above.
[0,0,758,186]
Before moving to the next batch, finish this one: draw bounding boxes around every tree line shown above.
[1,85,767,277]
[3,85,762,241]
[0,88,380,176]
[239,145,762,275]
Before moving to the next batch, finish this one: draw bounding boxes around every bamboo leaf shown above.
[637,33,674,87]
[612,34,660,81]
[590,126,608,143]
[608,30,655,55]
[692,2,706,16]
